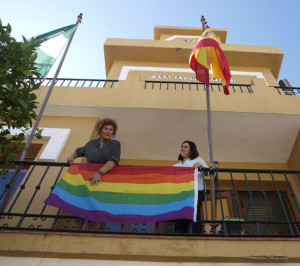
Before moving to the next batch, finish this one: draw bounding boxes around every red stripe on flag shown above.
[189,55,209,85]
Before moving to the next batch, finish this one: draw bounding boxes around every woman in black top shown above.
[66,118,121,230]
[67,117,121,185]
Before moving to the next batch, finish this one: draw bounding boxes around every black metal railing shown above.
[38,78,119,88]
[274,86,300,96]
[34,78,300,96]
[0,161,299,237]
[145,80,252,93]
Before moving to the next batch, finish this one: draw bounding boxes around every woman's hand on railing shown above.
[67,152,78,164]
[193,162,203,169]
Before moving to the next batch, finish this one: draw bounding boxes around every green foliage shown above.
[0,20,42,170]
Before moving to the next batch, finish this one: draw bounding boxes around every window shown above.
[238,191,295,235]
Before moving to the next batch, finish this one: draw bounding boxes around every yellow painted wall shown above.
[288,130,300,170]
[1,231,300,263]
[154,26,227,43]
[37,116,99,162]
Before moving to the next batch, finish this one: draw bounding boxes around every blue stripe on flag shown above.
[51,186,194,216]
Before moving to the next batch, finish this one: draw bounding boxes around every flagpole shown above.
[0,14,83,213]
[201,16,217,223]
[19,13,83,161]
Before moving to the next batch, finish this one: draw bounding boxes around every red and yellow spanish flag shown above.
[189,26,231,95]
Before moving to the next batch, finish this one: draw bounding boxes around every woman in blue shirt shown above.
[67,117,121,185]
[66,118,121,230]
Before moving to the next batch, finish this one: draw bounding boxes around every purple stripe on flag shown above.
[45,194,193,224]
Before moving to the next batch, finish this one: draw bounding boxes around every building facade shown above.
[1,25,300,265]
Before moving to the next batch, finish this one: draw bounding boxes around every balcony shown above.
[1,161,299,237]
[35,77,300,166]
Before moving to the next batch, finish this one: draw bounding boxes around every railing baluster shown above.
[283,172,300,213]
[291,88,296,96]
[40,165,66,215]
[142,81,252,93]
[270,172,294,235]
[7,164,37,212]
[239,85,243,93]
[50,209,63,231]
[16,165,51,228]
[37,78,118,88]
[215,170,227,236]
[276,87,282,95]
[0,164,23,207]
[229,171,241,218]
[41,164,67,230]
[243,171,262,235]
[203,185,209,222]
[274,86,300,95]
[257,171,273,221]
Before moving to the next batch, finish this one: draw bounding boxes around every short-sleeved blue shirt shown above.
[75,138,121,164]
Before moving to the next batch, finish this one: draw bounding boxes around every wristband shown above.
[97,170,104,176]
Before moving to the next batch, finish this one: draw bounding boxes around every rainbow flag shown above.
[189,26,231,95]
[45,163,198,224]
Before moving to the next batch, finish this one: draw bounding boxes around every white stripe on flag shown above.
[39,34,68,58]
[193,168,198,222]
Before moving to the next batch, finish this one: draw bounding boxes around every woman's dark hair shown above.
[96,118,118,136]
[178,140,199,161]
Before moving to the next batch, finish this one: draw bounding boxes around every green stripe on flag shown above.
[34,47,55,77]
[33,24,76,44]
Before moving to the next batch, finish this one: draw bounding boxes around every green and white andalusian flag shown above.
[33,24,76,77]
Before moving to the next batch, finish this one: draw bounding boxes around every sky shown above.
[1,0,300,87]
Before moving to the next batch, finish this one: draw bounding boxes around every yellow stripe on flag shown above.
[209,47,225,80]
[63,172,194,194]
[194,47,209,68]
